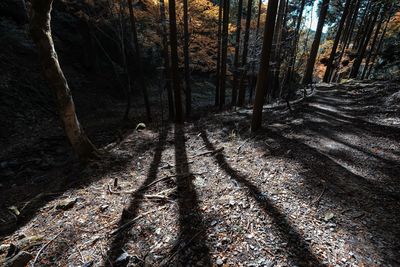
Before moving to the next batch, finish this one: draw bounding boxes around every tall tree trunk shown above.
[352,0,372,50]
[168,0,183,122]
[349,10,378,79]
[323,0,351,82]
[251,0,279,132]
[366,17,390,78]
[219,0,230,109]
[256,0,262,36]
[29,0,97,159]
[361,11,385,80]
[215,2,223,106]
[159,0,174,119]
[127,0,152,121]
[302,0,330,85]
[183,0,191,115]
[231,0,243,106]
[284,0,305,98]
[237,0,253,106]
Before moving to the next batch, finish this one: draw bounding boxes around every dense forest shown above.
[0,0,400,266]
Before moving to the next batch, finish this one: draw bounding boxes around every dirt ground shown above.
[1,80,399,267]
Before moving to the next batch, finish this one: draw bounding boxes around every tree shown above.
[251,0,279,132]
[29,0,97,159]
[168,0,184,122]
[237,0,253,106]
[219,0,230,108]
[215,2,223,106]
[302,0,330,85]
[231,0,243,106]
[183,0,192,115]
[127,0,152,121]
[323,0,351,82]
[159,0,175,119]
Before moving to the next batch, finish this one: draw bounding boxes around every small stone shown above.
[99,205,109,212]
[135,123,146,131]
[56,198,77,210]
[216,258,224,266]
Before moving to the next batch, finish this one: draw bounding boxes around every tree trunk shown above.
[237,0,253,106]
[349,10,378,79]
[284,0,305,99]
[215,2,223,106]
[127,0,152,121]
[251,0,279,132]
[361,11,385,80]
[302,0,330,85]
[219,0,230,109]
[183,0,191,115]
[231,0,243,106]
[366,17,390,78]
[168,0,184,122]
[256,0,262,36]
[323,0,351,82]
[159,0,174,119]
[29,0,97,159]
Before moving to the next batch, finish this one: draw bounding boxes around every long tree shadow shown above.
[106,127,169,266]
[199,129,324,267]
[168,124,211,266]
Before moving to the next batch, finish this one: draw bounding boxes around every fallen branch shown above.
[110,206,168,236]
[191,147,224,158]
[31,231,63,267]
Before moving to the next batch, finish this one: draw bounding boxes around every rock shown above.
[135,123,146,131]
[216,258,224,266]
[115,251,130,266]
[99,205,109,212]
[56,198,77,210]
[323,211,335,222]
[2,251,33,267]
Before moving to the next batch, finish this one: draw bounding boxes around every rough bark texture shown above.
[251,0,279,132]
[219,0,230,108]
[159,0,174,119]
[323,0,351,82]
[231,0,243,106]
[302,0,330,85]
[168,0,184,122]
[366,17,390,78]
[29,0,97,159]
[183,0,191,115]
[237,0,253,107]
[215,2,223,106]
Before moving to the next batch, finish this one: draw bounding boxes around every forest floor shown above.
[1,80,400,267]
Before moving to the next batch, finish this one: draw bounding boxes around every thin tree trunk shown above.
[366,17,390,78]
[127,0,152,121]
[352,0,372,50]
[215,2,223,106]
[251,0,279,132]
[29,0,97,159]
[168,0,183,122]
[284,0,305,98]
[256,0,262,36]
[183,0,191,115]
[232,0,243,106]
[349,10,378,79]
[159,0,174,119]
[361,12,384,80]
[237,0,253,106]
[302,0,330,85]
[219,0,230,108]
[323,0,351,82]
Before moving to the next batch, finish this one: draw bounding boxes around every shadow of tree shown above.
[199,129,324,267]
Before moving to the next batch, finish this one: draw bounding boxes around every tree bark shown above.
[231,0,243,106]
[159,0,174,119]
[251,0,279,132]
[168,0,184,122]
[215,2,223,106]
[237,0,253,106]
[323,0,351,82]
[219,0,230,109]
[183,0,191,115]
[29,0,97,159]
[302,0,330,85]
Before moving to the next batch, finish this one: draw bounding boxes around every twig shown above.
[111,206,168,235]
[191,147,224,158]
[237,137,255,153]
[31,231,63,266]
[312,183,326,207]
[161,231,201,265]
